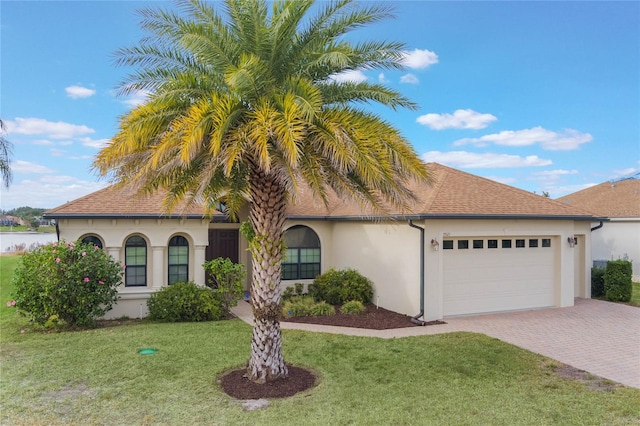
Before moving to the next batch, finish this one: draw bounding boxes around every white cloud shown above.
[484,176,517,185]
[32,139,54,146]
[549,183,598,198]
[529,169,579,186]
[401,49,439,69]
[328,70,368,84]
[378,73,388,83]
[65,85,96,99]
[5,117,94,139]
[121,90,152,108]
[417,109,497,130]
[611,167,639,178]
[0,176,107,209]
[11,160,55,174]
[422,150,552,168]
[454,126,592,151]
[400,73,419,84]
[50,149,67,157]
[80,137,110,149]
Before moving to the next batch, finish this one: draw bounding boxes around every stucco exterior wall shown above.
[57,217,210,319]
[591,219,640,280]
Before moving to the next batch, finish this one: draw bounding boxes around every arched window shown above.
[282,225,320,280]
[168,235,189,284]
[125,236,147,287]
[81,235,103,249]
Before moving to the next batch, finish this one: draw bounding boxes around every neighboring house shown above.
[558,175,640,280]
[45,163,599,321]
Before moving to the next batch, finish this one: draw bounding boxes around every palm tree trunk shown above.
[246,168,289,383]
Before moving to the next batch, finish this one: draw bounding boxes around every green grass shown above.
[630,282,640,307]
[0,225,55,233]
[2,255,639,425]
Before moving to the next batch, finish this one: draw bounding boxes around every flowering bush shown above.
[12,240,123,327]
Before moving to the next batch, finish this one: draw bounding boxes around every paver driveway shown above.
[232,298,640,388]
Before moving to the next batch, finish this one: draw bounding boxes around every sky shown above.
[1,1,639,210]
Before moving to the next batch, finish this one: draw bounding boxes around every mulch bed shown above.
[280,304,446,329]
[220,303,446,402]
[220,366,316,400]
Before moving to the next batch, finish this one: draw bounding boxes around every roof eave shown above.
[43,212,223,220]
[286,214,608,222]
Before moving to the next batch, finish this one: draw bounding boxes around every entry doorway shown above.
[205,229,239,286]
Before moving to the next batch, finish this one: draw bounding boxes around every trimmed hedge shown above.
[591,266,606,298]
[308,268,373,305]
[147,282,224,322]
[604,260,632,302]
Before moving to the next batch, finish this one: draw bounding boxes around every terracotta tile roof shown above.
[46,163,597,220]
[557,177,640,218]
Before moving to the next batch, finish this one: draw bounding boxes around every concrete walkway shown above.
[231,299,640,389]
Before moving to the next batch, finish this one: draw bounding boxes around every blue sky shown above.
[1,1,638,210]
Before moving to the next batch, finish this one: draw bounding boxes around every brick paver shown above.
[231,298,640,388]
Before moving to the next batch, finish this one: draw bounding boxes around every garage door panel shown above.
[443,237,556,316]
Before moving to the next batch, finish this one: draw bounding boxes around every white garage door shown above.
[443,237,556,316]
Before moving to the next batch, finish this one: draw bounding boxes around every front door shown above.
[205,229,239,286]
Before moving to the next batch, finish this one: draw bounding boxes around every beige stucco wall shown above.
[591,219,640,280]
[58,217,216,319]
[57,215,592,321]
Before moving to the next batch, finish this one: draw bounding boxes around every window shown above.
[81,235,103,249]
[443,240,454,250]
[473,240,484,249]
[282,226,320,280]
[488,239,498,249]
[457,240,469,249]
[542,238,551,247]
[515,239,525,248]
[502,239,512,249]
[168,236,189,284]
[125,236,147,287]
[529,239,538,248]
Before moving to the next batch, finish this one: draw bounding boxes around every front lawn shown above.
[1,255,639,425]
[630,282,640,307]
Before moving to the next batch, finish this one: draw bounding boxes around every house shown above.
[45,163,600,321]
[558,175,640,280]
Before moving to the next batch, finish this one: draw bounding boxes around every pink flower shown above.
[82,252,87,257]
[52,243,57,247]
[55,258,61,263]
[20,330,25,334]
[6,301,14,307]
[52,249,56,253]
[83,277,90,283]
[94,246,100,250]
[98,280,105,285]
[11,300,16,306]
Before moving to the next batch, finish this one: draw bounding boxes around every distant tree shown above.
[542,191,550,198]
[29,217,40,230]
[0,119,13,188]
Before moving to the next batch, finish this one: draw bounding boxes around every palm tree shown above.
[94,0,430,383]
[0,119,13,188]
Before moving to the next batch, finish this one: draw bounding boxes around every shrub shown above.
[591,266,606,298]
[282,286,295,301]
[294,282,305,295]
[147,282,223,322]
[340,300,365,315]
[202,258,245,312]
[282,296,315,318]
[309,268,373,305]
[604,260,633,302]
[12,240,123,328]
[311,301,335,316]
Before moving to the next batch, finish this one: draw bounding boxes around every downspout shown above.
[591,221,603,232]
[54,220,60,241]
[408,220,427,326]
